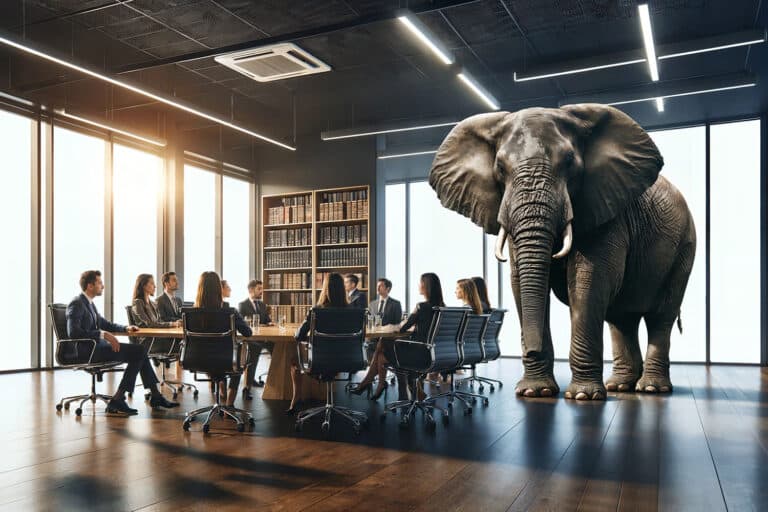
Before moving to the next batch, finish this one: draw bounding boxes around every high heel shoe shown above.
[242,387,253,401]
[350,382,372,397]
[285,400,303,415]
[370,385,386,402]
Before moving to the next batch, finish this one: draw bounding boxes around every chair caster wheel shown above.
[218,410,225,417]
[294,423,302,432]
[464,408,473,416]
[478,385,484,393]
[472,398,477,404]
[64,403,70,410]
[248,418,255,426]
[483,398,489,407]
[390,377,396,386]
[447,401,453,409]
[353,426,362,435]
[498,383,503,388]
[193,390,199,398]
[75,408,83,416]
[144,393,151,401]
[202,424,210,434]
[442,414,450,425]
[56,404,62,411]
[490,386,495,393]
[399,417,410,429]
[236,424,245,432]
[182,422,190,432]
[172,393,178,399]
[321,421,330,432]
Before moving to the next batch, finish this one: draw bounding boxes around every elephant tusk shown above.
[495,227,508,262]
[552,222,573,259]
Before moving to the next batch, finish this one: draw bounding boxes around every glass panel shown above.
[0,110,32,370]
[222,176,251,302]
[384,183,406,308]
[499,263,521,356]
[407,181,483,311]
[183,165,216,301]
[40,122,50,367]
[53,127,105,314]
[112,144,163,324]
[710,119,761,363]
[484,234,499,311]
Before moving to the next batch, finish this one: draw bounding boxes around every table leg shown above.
[261,341,330,401]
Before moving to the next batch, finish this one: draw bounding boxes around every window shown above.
[53,127,105,313]
[710,120,761,363]
[384,183,407,308]
[112,144,163,324]
[0,111,33,370]
[183,165,216,301]
[222,176,251,301]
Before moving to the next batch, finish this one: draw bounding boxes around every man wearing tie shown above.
[368,278,403,326]
[344,274,367,309]
[237,279,274,399]
[157,271,183,322]
[66,270,178,415]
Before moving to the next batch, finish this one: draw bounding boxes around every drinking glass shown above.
[278,315,286,332]
[374,313,382,328]
[253,315,260,332]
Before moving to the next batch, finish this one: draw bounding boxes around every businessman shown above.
[368,278,403,326]
[157,271,184,322]
[344,274,367,309]
[238,279,273,398]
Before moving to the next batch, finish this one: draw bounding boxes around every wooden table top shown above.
[114,324,403,341]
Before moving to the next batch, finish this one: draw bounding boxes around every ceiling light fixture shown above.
[457,72,500,110]
[607,82,756,107]
[378,149,438,160]
[398,15,454,65]
[659,37,766,59]
[513,59,646,82]
[56,109,166,147]
[0,35,295,151]
[655,97,664,112]
[321,120,459,140]
[638,4,659,81]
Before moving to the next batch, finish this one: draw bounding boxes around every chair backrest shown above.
[181,308,241,377]
[482,309,506,361]
[426,307,468,372]
[460,313,490,366]
[307,307,367,376]
[49,303,68,341]
[124,306,141,344]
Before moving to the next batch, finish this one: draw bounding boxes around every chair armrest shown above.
[55,338,97,366]
[393,337,432,348]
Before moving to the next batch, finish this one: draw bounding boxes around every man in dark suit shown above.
[157,271,183,322]
[344,274,367,309]
[66,270,178,415]
[237,279,274,397]
[368,278,403,326]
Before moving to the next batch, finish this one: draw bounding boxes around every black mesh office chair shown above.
[384,307,467,430]
[457,309,506,392]
[426,313,490,414]
[295,307,368,434]
[180,308,253,433]
[49,304,125,416]
[125,306,198,399]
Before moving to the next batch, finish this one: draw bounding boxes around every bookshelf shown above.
[261,185,370,323]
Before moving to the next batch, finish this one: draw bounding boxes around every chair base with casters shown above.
[156,359,198,399]
[296,379,368,434]
[182,377,253,434]
[455,364,504,392]
[56,363,123,416]
[382,373,448,430]
[428,373,489,415]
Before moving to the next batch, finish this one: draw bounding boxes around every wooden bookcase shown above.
[261,185,370,323]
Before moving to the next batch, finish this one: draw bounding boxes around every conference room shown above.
[0,1,766,510]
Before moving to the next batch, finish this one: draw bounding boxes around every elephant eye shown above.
[563,150,575,166]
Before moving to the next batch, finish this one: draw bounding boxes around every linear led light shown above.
[608,83,756,107]
[0,36,295,151]
[457,72,500,110]
[638,4,659,81]
[659,38,766,59]
[378,149,438,160]
[321,120,459,140]
[398,15,454,65]
[56,109,166,147]
[655,97,664,112]
[513,59,646,82]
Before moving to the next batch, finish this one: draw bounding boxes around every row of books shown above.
[266,292,312,306]
[315,271,366,290]
[318,247,367,267]
[266,194,312,225]
[319,190,367,203]
[265,228,311,247]
[318,200,368,221]
[318,224,367,244]
[270,305,312,324]
[264,249,311,269]
[266,272,312,290]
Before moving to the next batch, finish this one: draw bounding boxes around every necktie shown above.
[377,299,385,315]
[89,301,98,326]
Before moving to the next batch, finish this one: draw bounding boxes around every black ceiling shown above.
[0,0,765,161]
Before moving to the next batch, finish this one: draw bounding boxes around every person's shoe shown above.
[149,395,180,409]
[285,400,303,415]
[254,380,265,388]
[242,388,253,401]
[371,385,386,402]
[106,398,138,415]
[350,382,372,397]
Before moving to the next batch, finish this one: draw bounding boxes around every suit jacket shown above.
[368,297,403,326]
[67,293,126,341]
[295,304,349,342]
[157,292,183,322]
[238,298,271,324]
[131,298,176,329]
[348,289,367,309]
[400,301,440,342]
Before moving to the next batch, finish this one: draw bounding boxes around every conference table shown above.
[115,325,402,401]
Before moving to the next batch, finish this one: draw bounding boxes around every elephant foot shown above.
[564,381,606,401]
[635,374,673,393]
[515,376,559,398]
[606,373,641,392]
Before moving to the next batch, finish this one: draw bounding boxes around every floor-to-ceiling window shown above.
[183,164,216,301]
[112,143,163,324]
[222,175,251,300]
[0,111,33,370]
[384,183,406,307]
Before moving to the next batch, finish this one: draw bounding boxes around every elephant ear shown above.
[429,112,510,235]
[562,104,663,234]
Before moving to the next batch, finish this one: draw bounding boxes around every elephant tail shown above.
[676,314,683,334]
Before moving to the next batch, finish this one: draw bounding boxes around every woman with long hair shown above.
[194,271,252,407]
[289,272,348,413]
[471,276,492,313]
[352,272,445,401]
[456,278,483,315]
[131,274,182,330]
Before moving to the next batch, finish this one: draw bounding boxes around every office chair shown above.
[384,307,467,430]
[457,309,506,392]
[125,306,198,399]
[49,304,125,416]
[295,307,369,434]
[426,313,490,414]
[180,309,254,433]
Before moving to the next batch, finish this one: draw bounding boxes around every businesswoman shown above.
[471,276,493,313]
[131,274,182,336]
[456,278,483,315]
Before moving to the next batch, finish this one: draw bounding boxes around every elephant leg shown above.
[605,314,643,392]
[637,313,674,393]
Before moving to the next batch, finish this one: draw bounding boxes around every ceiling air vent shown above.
[214,43,331,82]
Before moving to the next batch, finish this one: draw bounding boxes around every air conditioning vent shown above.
[215,43,331,82]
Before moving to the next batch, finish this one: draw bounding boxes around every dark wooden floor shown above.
[1,360,766,511]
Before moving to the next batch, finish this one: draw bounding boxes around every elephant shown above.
[428,103,696,401]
